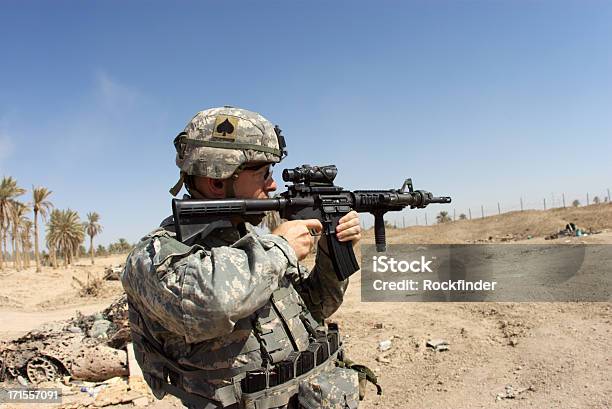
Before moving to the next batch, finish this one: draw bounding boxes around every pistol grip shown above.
[326,216,360,281]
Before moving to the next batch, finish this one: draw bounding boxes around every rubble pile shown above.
[103,265,124,281]
[545,223,601,240]
[0,294,157,407]
[0,296,131,385]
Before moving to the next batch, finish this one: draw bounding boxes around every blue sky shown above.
[1,1,611,245]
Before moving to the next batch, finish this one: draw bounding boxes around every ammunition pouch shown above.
[297,366,359,409]
[240,324,340,395]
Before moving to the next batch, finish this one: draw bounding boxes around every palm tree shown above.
[11,202,30,270]
[84,212,103,265]
[436,211,452,224]
[19,219,33,268]
[0,177,26,270]
[96,244,107,257]
[32,187,53,272]
[46,209,61,268]
[117,238,131,253]
[46,209,85,267]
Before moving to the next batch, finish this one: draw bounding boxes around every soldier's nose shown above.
[266,179,277,192]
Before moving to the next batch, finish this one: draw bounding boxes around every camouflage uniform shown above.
[121,107,360,409]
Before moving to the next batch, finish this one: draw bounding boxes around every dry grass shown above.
[72,272,105,297]
[362,202,612,244]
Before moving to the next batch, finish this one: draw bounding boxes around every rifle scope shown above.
[282,165,337,185]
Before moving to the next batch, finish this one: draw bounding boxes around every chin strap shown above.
[169,172,186,196]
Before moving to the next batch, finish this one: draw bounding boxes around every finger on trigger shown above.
[309,228,321,236]
[304,219,323,233]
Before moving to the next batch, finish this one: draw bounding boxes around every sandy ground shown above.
[1,204,611,408]
[0,254,126,340]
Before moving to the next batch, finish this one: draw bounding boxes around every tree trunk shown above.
[34,211,41,272]
[11,221,20,271]
[20,238,24,268]
[0,226,4,270]
[2,229,8,270]
[24,242,29,268]
[25,239,30,267]
[11,230,18,271]
[90,235,95,265]
[51,246,57,268]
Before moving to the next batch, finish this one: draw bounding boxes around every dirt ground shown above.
[1,204,611,408]
[0,254,126,341]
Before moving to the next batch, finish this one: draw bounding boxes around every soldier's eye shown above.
[263,167,272,180]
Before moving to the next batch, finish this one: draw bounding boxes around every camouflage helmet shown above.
[169,106,287,195]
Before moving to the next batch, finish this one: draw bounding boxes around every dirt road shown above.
[0,303,112,341]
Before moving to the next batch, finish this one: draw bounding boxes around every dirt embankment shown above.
[363,203,612,244]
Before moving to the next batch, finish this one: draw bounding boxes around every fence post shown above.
[608,188,611,202]
[425,213,428,226]
[402,216,405,228]
[481,205,484,218]
[453,209,456,221]
[587,193,590,206]
[520,197,523,211]
[469,208,472,220]
[543,198,546,210]
[497,202,501,215]
[562,193,566,208]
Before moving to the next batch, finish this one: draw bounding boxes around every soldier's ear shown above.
[208,178,226,196]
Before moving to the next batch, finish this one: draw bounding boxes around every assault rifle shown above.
[172,165,451,281]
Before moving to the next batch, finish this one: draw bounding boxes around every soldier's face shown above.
[233,164,277,199]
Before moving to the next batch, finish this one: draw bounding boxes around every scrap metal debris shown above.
[495,384,535,400]
[103,265,124,281]
[378,339,392,352]
[546,223,601,240]
[0,295,130,384]
[426,339,450,352]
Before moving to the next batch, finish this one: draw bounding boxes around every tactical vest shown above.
[128,284,344,409]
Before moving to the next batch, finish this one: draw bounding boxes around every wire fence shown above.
[362,188,612,229]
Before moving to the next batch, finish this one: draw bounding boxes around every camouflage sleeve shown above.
[293,239,350,323]
[121,229,297,343]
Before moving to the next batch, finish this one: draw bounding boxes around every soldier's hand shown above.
[273,219,322,261]
[336,211,361,245]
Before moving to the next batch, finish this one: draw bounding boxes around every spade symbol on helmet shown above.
[216,118,235,136]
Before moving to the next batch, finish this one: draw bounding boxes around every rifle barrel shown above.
[430,196,452,203]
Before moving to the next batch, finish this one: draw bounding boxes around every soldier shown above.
[121,107,364,408]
